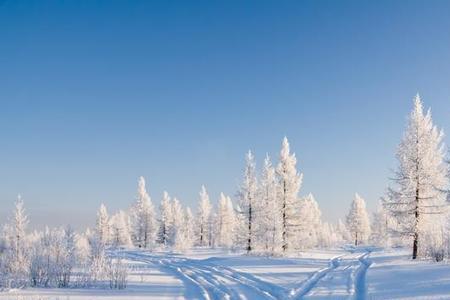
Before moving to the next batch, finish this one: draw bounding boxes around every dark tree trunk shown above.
[247,202,252,253]
[282,182,287,252]
[413,188,419,260]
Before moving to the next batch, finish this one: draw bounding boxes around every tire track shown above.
[354,252,372,300]
[288,255,343,299]
[125,251,276,300]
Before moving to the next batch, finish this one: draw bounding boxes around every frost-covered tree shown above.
[96,204,110,245]
[29,226,77,288]
[183,207,196,250]
[196,186,212,247]
[157,191,172,246]
[2,195,30,287]
[298,193,323,249]
[238,150,258,253]
[75,230,91,265]
[258,154,281,253]
[88,235,108,285]
[384,95,449,259]
[320,222,339,248]
[110,211,132,248]
[60,226,77,287]
[276,137,303,252]
[336,219,351,244]
[131,176,157,249]
[370,202,390,247]
[346,193,371,246]
[171,198,185,250]
[216,193,236,248]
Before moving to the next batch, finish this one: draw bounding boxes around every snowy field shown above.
[2,247,450,300]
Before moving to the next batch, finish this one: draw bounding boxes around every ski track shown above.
[121,250,372,300]
[288,255,343,299]
[354,252,372,300]
[289,251,372,300]
[123,251,277,300]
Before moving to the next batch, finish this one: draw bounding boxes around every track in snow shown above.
[288,255,343,299]
[121,249,372,300]
[354,252,372,300]
[123,251,278,300]
[289,251,372,299]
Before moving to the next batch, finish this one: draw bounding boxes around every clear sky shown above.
[1,0,450,229]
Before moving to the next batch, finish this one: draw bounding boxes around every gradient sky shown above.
[2,0,450,229]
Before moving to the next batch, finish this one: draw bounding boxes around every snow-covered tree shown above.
[130,176,157,249]
[88,235,108,285]
[298,193,322,249]
[157,191,172,246]
[216,193,236,248]
[258,154,281,254]
[110,211,132,248]
[3,195,30,288]
[346,193,371,246]
[336,219,351,244]
[196,186,212,247]
[75,230,91,265]
[370,202,390,247]
[183,207,196,250]
[238,150,258,253]
[60,225,77,287]
[29,226,77,288]
[384,95,449,259]
[276,137,303,252]
[171,198,185,250]
[319,222,339,248]
[96,203,110,245]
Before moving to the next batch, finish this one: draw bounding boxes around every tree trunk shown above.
[247,201,252,253]
[412,131,420,260]
[413,186,419,260]
[282,182,287,252]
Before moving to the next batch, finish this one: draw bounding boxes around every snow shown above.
[4,247,450,299]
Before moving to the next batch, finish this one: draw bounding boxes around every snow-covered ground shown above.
[2,247,450,299]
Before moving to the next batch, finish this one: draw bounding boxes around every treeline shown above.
[2,94,449,290]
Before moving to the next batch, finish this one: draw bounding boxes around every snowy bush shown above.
[107,257,128,289]
[29,226,77,288]
[87,237,109,285]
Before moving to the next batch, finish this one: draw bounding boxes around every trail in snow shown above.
[124,252,210,300]
[123,251,278,300]
[354,252,372,300]
[290,251,372,299]
[121,249,373,300]
[288,255,343,299]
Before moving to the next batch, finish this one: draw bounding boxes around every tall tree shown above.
[158,191,172,246]
[171,198,185,249]
[131,176,157,248]
[336,219,351,244]
[96,203,110,245]
[258,154,281,253]
[370,202,390,247]
[276,137,303,252]
[197,185,212,247]
[183,207,195,250]
[298,193,323,249]
[110,211,132,248]
[346,193,371,246]
[7,195,30,286]
[238,150,258,253]
[384,95,449,259]
[216,193,236,248]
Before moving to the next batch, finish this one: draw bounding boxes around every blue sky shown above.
[1,0,450,229]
